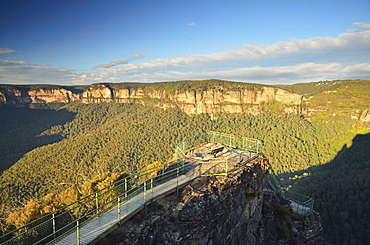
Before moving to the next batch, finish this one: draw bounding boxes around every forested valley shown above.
[0,79,369,244]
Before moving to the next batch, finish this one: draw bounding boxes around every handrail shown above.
[1,131,262,245]
[268,167,314,214]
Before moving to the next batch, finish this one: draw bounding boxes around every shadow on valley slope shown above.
[284,133,370,245]
[0,106,76,173]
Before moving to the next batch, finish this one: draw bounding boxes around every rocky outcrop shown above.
[351,109,370,122]
[101,156,324,245]
[259,190,324,245]
[0,87,79,104]
[81,84,302,115]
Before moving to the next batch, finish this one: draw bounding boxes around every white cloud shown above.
[187,22,197,26]
[0,48,19,55]
[353,22,370,30]
[95,59,129,68]
[1,29,369,85]
[0,58,74,84]
[121,63,370,84]
[131,53,144,60]
[88,30,370,77]
[95,53,145,69]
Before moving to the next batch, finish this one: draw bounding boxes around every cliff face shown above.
[0,83,302,115]
[81,84,302,115]
[102,157,324,245]
[0,87,79,104]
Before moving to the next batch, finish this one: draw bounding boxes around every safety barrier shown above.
[174,131,262,161]
[268,170,314,215]
[1,132,262,245]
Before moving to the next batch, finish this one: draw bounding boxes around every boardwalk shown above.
[52,144,256,245]
[54,175,196,245]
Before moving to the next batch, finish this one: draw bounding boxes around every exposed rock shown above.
[352,109,370,122]
[81,84,114,103]
[0,82,304,115]
[100,157,324,245]
[0,87,79,104]
[258,190,324,245]
[81,85,302,115]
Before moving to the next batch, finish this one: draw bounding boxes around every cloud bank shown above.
[0,48,19,55]
[1,27,369,85]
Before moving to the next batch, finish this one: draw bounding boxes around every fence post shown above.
[176,168,179,198]
[76,220,80,245]
[144,179,147,214]
[117,197,121,224]
[124,178,127,198]
[95,193,99,216]
[150,178,153,201]
[52,213,56,239]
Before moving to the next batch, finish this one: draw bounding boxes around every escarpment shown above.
[0,86,81,104]
[80,83,303,115]
[0,81,303,115]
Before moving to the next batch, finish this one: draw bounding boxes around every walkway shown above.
[52,144,255,245]
[53,174,196,245]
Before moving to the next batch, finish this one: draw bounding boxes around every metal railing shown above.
[1,132,263,245]
[268,169,314,215]
[174,131,262,161]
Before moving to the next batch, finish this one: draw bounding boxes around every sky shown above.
[0,0,369,85]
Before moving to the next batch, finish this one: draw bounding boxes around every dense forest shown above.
[283,133,370,244]
[0,79,369,244]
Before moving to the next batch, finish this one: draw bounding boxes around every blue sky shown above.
[0,0,369,85]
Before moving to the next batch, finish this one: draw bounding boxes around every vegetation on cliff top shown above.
[92,79,270,93]
[277,79,369,97]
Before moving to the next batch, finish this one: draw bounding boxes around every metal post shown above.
[150,178,153,201]
[52,213,56,239]
[176,168,179,198]
[118,197,121,224]
[144,179,147,214]
[76,220,80,245]
[95,193,99,216]
[124,178,127,198]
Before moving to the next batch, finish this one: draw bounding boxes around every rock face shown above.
[102,156,324,245]
[0,82,302,115]
[0,87,79,104]
[81,84,302,115]
[259,190,324,245]
[351,109,370,122]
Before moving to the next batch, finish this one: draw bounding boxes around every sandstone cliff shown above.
[100,156,324,245]
[0,86,81,105]
[81,83,303,115]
